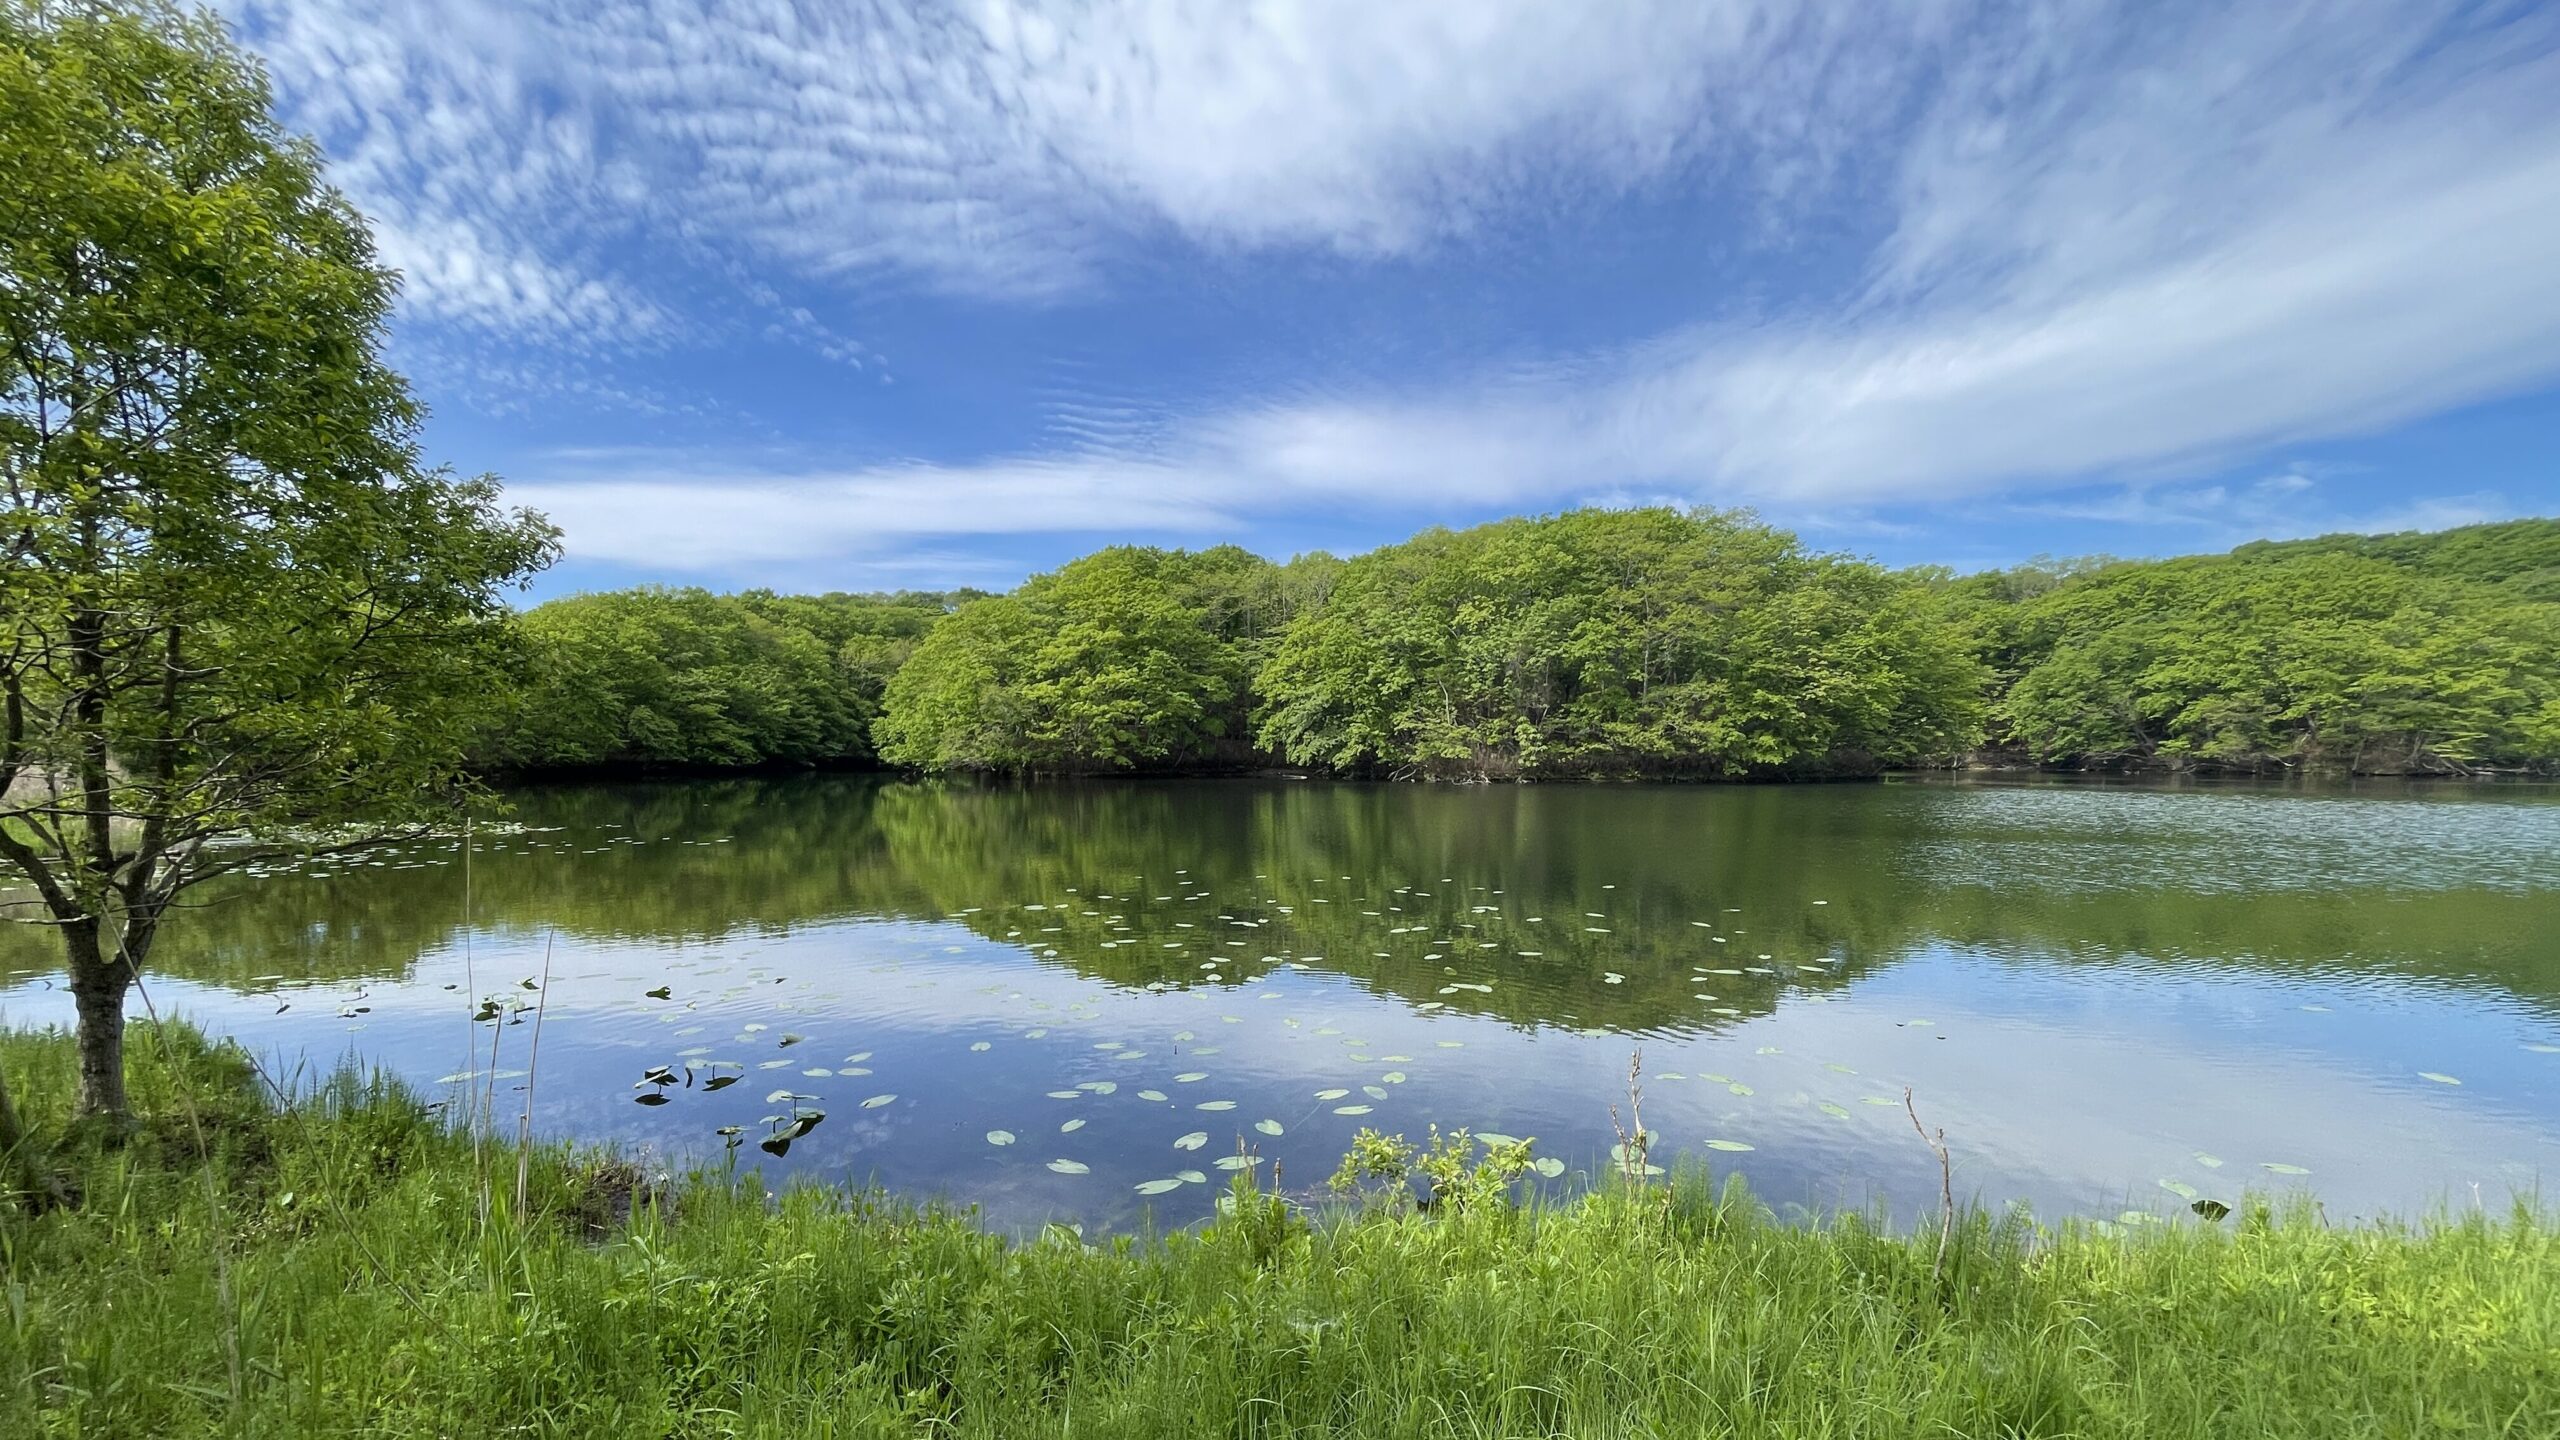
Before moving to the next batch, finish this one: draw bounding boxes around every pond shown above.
[4,775,2557,1232]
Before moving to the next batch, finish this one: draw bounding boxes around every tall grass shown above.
[2,1023,2554,1437]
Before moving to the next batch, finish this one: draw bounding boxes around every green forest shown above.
[493,511,2560,779]
[479,588,974,770]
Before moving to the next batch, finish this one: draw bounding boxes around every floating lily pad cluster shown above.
[222,823,2539,1232]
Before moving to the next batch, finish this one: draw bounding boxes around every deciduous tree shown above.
[1,2,556,1121]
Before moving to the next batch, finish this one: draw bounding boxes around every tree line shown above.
[490,511,2560,780]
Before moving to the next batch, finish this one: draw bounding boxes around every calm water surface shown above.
[4,776,2556,1232]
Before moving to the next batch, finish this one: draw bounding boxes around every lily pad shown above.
[1314,1088,1350,1101]
[2417,1072,2462,1086]
[1174,1131,1210,1150]
[1531,1157,1566,1178]
[861,1094,897,1109]
[1255,1119,1284,1136]
[1196,1100,1237,1111]
[1333,1104,1373,1115]
[987,1130,1016,1146]
[1134,1178,1183,1196]
[1214,1155,1262,1171]
[2261,1162,2311,1176]
[1046,1159,1091,1175]
[2159,1178,2200,1200]
[1704,1140,1754,1152]
[1060,1118,1085,1133]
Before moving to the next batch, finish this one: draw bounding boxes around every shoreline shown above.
[483,759,2560,789]
[4,1024,2553,1437]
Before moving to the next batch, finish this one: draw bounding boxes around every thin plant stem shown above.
[478,979,505,1236]
[460,815,487,1236]
[128,967,243,1415]
[515,932,554,1214]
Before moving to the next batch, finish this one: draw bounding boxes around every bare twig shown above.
[1904,1087,1954,1283]
[1607,1048,1649,1187]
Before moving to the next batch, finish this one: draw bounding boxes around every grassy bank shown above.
[2,1026,2554,1437]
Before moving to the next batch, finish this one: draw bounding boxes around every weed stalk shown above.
[515,932,555,1214]
[1904,1086,1954,1283]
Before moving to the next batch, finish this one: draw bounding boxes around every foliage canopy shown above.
[1252,509,1987,779]
[1946,521,2560,773]
[489,588,964,770]
[872,546,1326,775]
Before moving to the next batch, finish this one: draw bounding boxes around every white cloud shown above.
[229,0,2560,562]
[235,1,1927,311]
[1142,2,2560,509]
[587,0,1935,289]
[229,0,670,342]
[2000,469,2512,548]
[509,454,1230,570]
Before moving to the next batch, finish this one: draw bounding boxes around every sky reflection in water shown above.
[4,775,2555,1233]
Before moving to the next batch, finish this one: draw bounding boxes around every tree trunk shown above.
[63,922,133,1124]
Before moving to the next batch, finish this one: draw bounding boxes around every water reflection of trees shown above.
[3,778,2551,1028]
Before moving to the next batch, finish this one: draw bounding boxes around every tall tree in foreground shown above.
[0,2,557,1123]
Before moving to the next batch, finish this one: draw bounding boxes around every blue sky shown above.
[226,0,2560,599]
